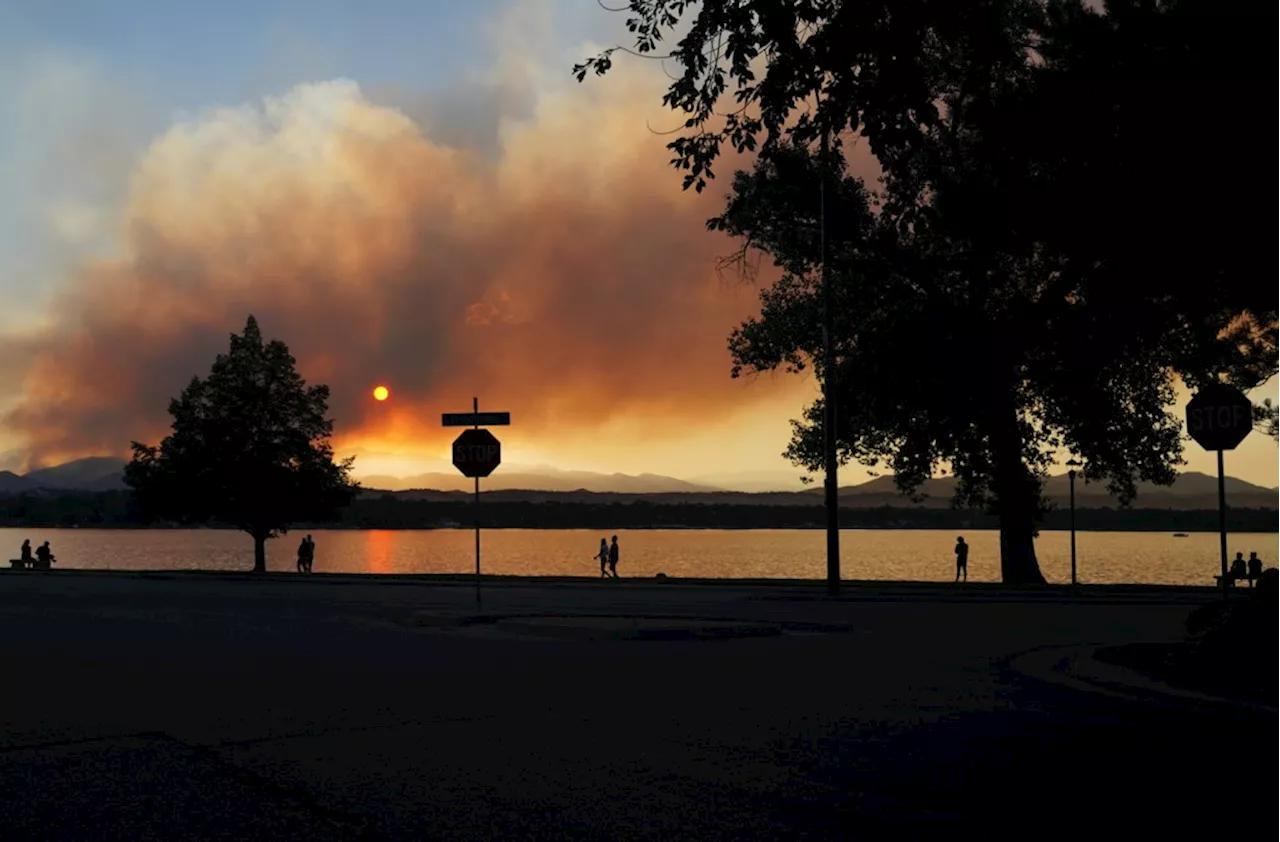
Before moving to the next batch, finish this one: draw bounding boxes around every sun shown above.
[372,385,390,402]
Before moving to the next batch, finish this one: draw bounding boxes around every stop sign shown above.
[452,428,502,478]
[1186,383,1254,451]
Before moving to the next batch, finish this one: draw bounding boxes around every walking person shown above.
[297,535,309,574]
[954,536,969,583]
[304,535,316,573]
[607,535,620,579]
[596,538,610,578]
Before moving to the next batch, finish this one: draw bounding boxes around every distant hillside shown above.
[0,471,33,494]
[685,470,811,492]
[811,471,1278,511]
[372,471,1278,511]
[20,457,129,491]
[3,487,1276,533]
[3,456,1276,510]
[356,469,723,494]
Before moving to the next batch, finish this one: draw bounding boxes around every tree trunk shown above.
[990,383,1047,585]
[997,498,1045,585]
[252,532,267,573]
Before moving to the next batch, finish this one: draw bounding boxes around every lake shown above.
[3,527,1275,585]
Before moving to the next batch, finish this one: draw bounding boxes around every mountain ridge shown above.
[2,456,1276,510]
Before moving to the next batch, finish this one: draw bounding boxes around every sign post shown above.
[1185,383,1254,597]
[1066,458,1082,586]
[819,126,840,595]
[445,399,509,609]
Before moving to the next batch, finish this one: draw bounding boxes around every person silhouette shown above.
[596,538,610,578]
[954,536,969,583]
[305,535,316,573]
[19,539,33,568]
[1246,552,1263,586]
[1229,552,1247,582]
[35,541,54,570]
[297,535,309,573]
[608,535,620,578]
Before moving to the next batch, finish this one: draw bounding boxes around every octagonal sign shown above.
[452,428,502,478]
[1186,383,1253,452]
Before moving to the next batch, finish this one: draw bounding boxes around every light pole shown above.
[1066,458,1081,586]
[819,127,840,595]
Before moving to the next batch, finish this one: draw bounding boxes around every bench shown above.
[1213,573,1258,589]
[6,559,53,570]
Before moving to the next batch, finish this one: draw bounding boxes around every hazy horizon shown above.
[5,453,1276,498]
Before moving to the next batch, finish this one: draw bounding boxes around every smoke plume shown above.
[1,69,798,470]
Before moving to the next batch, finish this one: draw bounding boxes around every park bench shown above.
[1213,572,1258,589]
[6,558,53,570]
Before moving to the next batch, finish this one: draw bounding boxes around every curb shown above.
[405,612,860,641]
[1008,644,1277,716]
[494,616,785,642]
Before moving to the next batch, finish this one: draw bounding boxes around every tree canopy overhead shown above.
[575,0,1045,193]
[125,316,358,571]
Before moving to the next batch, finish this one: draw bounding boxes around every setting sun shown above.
[372,385,390,402]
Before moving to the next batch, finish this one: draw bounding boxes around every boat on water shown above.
[1172,532,1189,538]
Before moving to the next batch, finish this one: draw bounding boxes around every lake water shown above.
[3,528,1276,586]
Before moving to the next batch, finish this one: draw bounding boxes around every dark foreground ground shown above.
[0,572,1274,840]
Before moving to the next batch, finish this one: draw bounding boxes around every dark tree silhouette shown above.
[1253,400,1279,441]
[574,0,1045,193]
[577,0,1276,583]
[719,143,1192,583]
[125,316,358,571]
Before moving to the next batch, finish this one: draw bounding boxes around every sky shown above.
[0,0,1276,490]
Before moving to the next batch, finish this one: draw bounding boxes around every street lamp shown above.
[1066,458,1082,586]
[819,126,840,595]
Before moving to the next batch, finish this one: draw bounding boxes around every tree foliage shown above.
[1253,400,1279,442]
[575,0,1044,193]
[125,316,358,571]
[719,143,1188,582]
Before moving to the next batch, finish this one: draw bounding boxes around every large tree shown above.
[575,0,1274,376]
[578,0,1275,582]
[718,142,1190,582]
[126,316,358,572]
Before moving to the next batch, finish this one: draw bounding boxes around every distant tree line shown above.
[1,490,1275,533]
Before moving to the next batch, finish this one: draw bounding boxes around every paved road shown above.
[0,573,1269,839]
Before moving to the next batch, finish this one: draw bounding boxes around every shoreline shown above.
[1,566,1224,597]
[3,524,1277,534]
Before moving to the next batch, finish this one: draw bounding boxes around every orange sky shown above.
[0,64,830,480]
[0,13,1275,490]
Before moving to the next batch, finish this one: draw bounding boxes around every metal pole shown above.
[820,127,840,596]
[1069,471,1077,586]
[474,396,482,610]
[1217,448,1228,598]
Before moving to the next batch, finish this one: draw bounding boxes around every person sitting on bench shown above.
[34,541,55,570]
[1246,552,1263,586]
[1229,552,1246,580]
